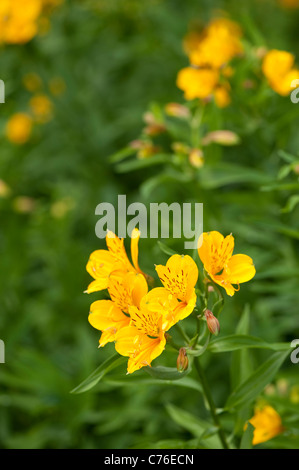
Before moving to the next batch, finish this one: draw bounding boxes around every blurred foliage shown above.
[0,0,299,449]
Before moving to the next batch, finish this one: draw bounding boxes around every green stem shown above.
[175,323,190,344]
[194,357,229,449]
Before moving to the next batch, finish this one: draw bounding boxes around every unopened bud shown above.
[143,123,166,136]
[204,309,220,336]
[202,130,240,146]
[171,142,190,155]
[189,148,204,168]
[177,347,189,372]
[165,102,190,119]
[293,163,299,175]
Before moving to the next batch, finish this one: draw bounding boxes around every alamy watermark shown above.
[0,340,4,364]
[291,339,299,364]
[0,80,5,104]
[290,79,299,104]
[95,195,203,249]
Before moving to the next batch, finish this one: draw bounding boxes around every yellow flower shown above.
[214,84,231,108]
[189,18,243,69]
[248,405,284,445]
[23,73,43,92]
[0,0,42,44]
[88,271,148,347]
[262,49,299,96]
[30,94,53,122]
[176,66,219,100]
[279,0,299,8]
[6,113,33,144]
[156,254,198,303]
[115,287,180,374]
[86,229,146,294]
[198,231,256,296]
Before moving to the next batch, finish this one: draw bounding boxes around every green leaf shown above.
[240,422,254,449]
[133,438,205,449]
[115,154,171,173]
[70,354,127,394]
[103,375,203,392]
[231,306,253,434]
[199,163,271,189]
[208,335,290,353]
[281,195,299,214]
[225,350,290,411]
[157,241,178,256]
[108,146,137,163]
[277,149,298,163]
[144,365,189,381]
[165,404,222,449]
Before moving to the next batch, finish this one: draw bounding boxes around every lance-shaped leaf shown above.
[225,350,290,411]
[70,354,126,394]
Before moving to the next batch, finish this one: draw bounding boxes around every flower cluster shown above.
[86,230,255,373]
[0,0,62,45]
[86,229,199,373]
[177,18,243,107]
[262,49,299,96]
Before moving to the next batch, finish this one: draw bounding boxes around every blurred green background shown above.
[1,0,299,449]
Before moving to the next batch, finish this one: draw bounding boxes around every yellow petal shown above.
[108,271,148,312]
[115,326,166,374]
[88,300,130,345]
[225,254,256,284]
[198,231,234,276]
[106,231,134,271]
[130,228,143,274]
[156,254,198,303]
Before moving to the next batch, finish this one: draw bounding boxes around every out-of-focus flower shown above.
[189,148,204,168]
[172,142,190,155]
[276,379,288,396]
[290,385,299,403]
[176,67,219,100]
[177,17,242,105]
[204,309,220,335]
[165,102,191,119]
[183,30,203,55]
[30,94,53,122]
[6,113,33,144]
[142,112,166,136]
[198,231,256,296]
[50,197,75,219]
[23,73,43,92]
[213,84,231,108]
[49,77,66,96]
[12,196,36,213]
[0,0,42,44]
[247,405,284,445]
[0,180,11,198]
[189,18,243,70]
[202,130,240,146]
[262,49,299,96]
[86,229,147,294]
[278,0,299,8]
[129,139,160,159]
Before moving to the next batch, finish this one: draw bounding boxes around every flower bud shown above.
[202,130,240,146]
[176,347,189,372]
[204,309,220,335]
[189,148,204,168]
[165,102,190,119]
